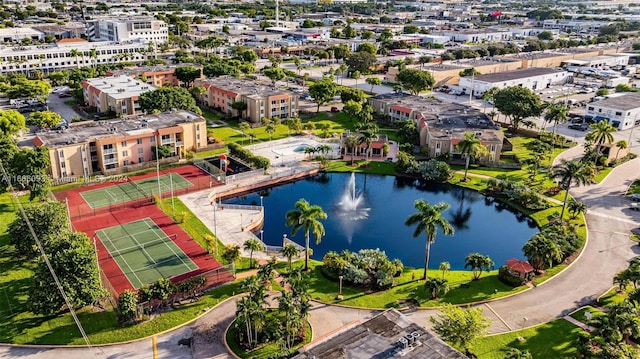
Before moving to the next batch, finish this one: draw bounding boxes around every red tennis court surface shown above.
[73,202,234,296]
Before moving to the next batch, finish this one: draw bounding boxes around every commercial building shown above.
[585,92,640,130]
[368,93,503,162]
[0,38,150,77]
[34,110,207,179]
[195,76,298,123]
[83,75,157,116]
[293,309,467,359]
[0,28,44,43]
[458,68,571,97]
[86,18,168,44]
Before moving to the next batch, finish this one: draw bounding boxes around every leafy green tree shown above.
[459,68,481,77]
[0,110,26,137]
[174,66,201,88]
[9,146,51,200]
[522,233,562,270]
[308,78,338,113]
[455,132,488,181]
[430,304,491,355]
[151,145,172,159]
[8,201,69,258]
[238,122,251,144]
[280,243,300,271]
[464,253,495,280]
[48,71,69,86]
[365,77,381,93]
[396,69,435,95]
[425,277,449,299]
[339,87,366,103]
[244,238,264,268]
[596,88,609,96]
[537,31,554,41]
[27,111,62,128]
[345,51,377,74]
[30,232,103,315]
[344,134,360,165]
[552,159,594,220]
[493,86,543,132]
[343,100,362,121]
[6,79,51,100]
[405,200,454,280]
[356,43,377,55]
[285,199,328,271]
[403,25,420,34]
[263,67,286,86]
[505,348,533,359]
[139,87,201,115]
[222,244,241,272]
[231,101,247,119]
[118,290,139,322]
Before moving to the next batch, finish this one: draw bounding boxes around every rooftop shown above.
[199,76,292,98]
[0,28,44,36]
[85,75,157,99]
[471,68,564,84]
[36,110,204,147]
[293,309,467,359]
[590,92,640,111]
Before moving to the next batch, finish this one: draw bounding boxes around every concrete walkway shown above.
[563,316,596,332]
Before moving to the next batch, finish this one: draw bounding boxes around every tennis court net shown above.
[103,234,178,257]
[126,178,148,197]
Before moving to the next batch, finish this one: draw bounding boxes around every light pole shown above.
[337,275,344,300]
[240,213,243,231]
[283,233,287,246]
[518,317,528,342]
[260,229,264,244]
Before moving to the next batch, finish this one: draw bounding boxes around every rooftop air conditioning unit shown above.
[398,338,408,350]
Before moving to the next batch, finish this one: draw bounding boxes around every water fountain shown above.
[337,173,370,221]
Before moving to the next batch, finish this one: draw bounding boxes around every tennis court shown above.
[80,173,193,209]
[95,218,198,289]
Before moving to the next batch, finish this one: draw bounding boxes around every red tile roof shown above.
[391,105,412,114]
[451,138,461,146]
[506,258,534,273]
[57,38,87,43]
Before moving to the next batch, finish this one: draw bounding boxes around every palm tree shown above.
[285,199,328,271]
[552,159,594,220]
[280,243,300,271]
[366,77,381,94]
[89,48,98,68]
[438,261,450,279]
[589,120,616,165]
[455,132,488,181]
[544,102,569,153]
[69,48,81,69]
[424,278,449,299]
[522,234,562,270]
[344,134,359,165]
[238,122,251,145]
[405,200,454,280]
[464,253,495,280]
[243,238,264,268]
[614,139,628,162]
[567,198,587,219]
[336,63,347,85]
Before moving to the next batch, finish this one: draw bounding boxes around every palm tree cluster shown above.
[464,253,495,281]
[522,222,583,272]
[551,159,594,220]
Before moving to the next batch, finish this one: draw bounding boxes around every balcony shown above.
[102,148,116,155]
[161,139,174,146]
[176,140,184,146]
[103,157,118,165]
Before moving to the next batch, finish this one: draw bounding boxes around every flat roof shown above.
[200,76,291,97]
[293,309,467,359]
[85,75,156,99]
[590,92,640,111]
[35,110,204,147]
[472,67,564,84]
[0,27,43,36]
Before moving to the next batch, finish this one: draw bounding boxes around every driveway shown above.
[46,93,83,122]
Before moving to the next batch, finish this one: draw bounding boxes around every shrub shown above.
[227,142,271,170]
[117,290,139,323]
[322,248,403,290]
[497,265,525,287]
[416,159,452,182]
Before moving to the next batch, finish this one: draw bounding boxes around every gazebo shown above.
[506,258,535,280]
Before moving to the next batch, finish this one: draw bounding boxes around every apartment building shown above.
[83,75,156,116]
[106,64,202,87]
[368,93,503,162]
[0,38,150,76]
[87,17,168,44]
[585,92,640,130]
[34,110,207,180]
[195,76,298,123]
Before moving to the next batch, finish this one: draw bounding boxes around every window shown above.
[60,162,66,168]
[59,150,64,158]
[122,150,128,156]
[491,144,496,152]
[615,111,622,116]
[138,157,144,163]
[123,160,129,166]
[436,142,440,149]
[121,141,127,147]
[150,136,155,142]
[136,138,142,145]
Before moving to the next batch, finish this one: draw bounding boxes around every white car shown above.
[630,203,639,211]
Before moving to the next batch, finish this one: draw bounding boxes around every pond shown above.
[223,173,539,270]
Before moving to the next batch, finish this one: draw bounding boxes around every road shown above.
[45,93,83,123]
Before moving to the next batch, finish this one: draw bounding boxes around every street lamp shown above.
[517,317,528,342]
[240,213,243,231]
[337,275,344,300]
[260,229,264,244]
[522,317,528,330]
[260,195,263,208]
[283,233,287,246]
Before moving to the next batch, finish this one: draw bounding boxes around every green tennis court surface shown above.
[80,173,193,209]
[95,218,198,289]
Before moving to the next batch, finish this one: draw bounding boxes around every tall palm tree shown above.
[243,238,264,268]
[336,63,347,85]
[589,120,616,165]
[285,199,328,271]
[280,243,300,271]
[464,253,495,280]
[522,234,562,270]
[69,48,81,69]
[344,134,359,165]
[544,102,569,153]
[614,139,628,161]
[455,132,488,181]
[552,159,594,220]
[89,48,98,68]
[567,198,587,219]
[405,200,454,280]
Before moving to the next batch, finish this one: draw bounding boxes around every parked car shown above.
[568,123,589,131]
[570,117,584,123]
[58,93,72,98]
[630,193,640,202]
[630,202,639,211]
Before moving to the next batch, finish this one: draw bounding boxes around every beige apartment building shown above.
[106,64,203,87]
[83,75,156,116]
[368,93,504,162]
[34,110,207,179]
[195,76,298,123]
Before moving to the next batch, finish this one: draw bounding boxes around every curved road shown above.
[1,152,638,358]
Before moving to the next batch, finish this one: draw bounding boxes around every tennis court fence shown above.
[100,269,120,306]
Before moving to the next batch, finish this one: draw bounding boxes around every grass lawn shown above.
[598,286,628,307]
[275,260,527,309]
[325,161,396,175]
[569,306,605,323]
[226,314,312,359]
[471,319,583,359]
[628,179,640,194]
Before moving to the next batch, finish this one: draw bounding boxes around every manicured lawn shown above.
[569,306,605,323]
[471,318,583,359]
[598,286,628,307]
[628,179,640,194]
[594,166,614,183]
[325,161,396,175]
